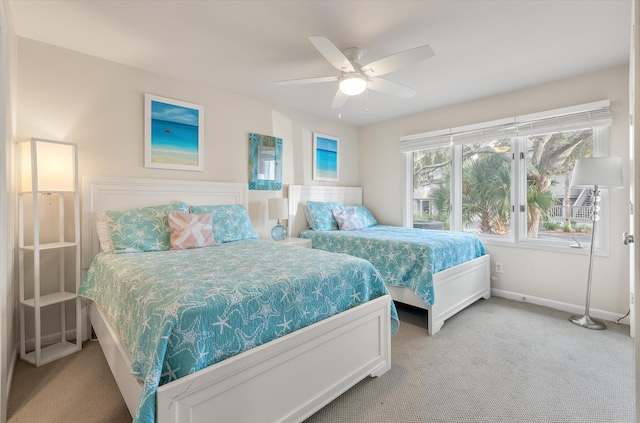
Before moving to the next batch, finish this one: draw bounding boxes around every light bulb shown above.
[339,75,367,96]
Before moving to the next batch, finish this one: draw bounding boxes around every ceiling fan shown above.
[274,36,435,108]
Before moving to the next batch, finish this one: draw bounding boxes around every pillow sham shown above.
[168,210,218,250]
[332,208,364,231]
[352,205,378,228]
[95,211,113,253]
[189,204,259,243]
[305,201,341,231]
[105,202,189,253]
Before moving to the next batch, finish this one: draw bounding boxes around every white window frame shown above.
[401,100,613,256]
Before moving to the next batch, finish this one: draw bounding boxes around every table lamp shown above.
[268,197,288,241]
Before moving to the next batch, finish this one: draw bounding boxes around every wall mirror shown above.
[249,133,282,190]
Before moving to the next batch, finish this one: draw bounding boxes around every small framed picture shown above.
[312,133,339,181]
[144,94,204,171]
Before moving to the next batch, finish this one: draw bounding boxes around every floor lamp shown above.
[569,157,623,330]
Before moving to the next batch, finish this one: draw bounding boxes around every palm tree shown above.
[526,175,555,237]
[429,151,511,235]
[461,151,511,235]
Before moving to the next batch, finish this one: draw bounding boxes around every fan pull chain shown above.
[365,89,369,114]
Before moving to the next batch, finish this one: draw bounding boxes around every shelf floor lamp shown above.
[569,157,623,330]
[268,197,289,241]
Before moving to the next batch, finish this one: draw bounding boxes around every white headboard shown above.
[287,185,363,237]
[81,176,248,272]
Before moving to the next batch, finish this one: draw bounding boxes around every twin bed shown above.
[288,185,491,336]
[80,177,490,423]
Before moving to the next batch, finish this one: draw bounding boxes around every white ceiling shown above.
[8,0,632,127]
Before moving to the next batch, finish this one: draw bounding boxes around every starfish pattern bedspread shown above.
[300,225,487,306]
[79,239,398,423]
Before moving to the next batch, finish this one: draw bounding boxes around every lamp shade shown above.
[339,75,367,96]
[20,138,77,193]
[570,157,623,189]
[268,197,289,220]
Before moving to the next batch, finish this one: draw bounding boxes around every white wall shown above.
[359,65,630,318]
[15,37,361,337]
[0,0,17,421]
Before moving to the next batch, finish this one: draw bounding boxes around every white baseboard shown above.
[7,342,18,405]
[491,288,630,326]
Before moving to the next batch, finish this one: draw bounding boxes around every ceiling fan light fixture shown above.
[339,75,367,96]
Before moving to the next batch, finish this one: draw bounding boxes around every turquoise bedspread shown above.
[300,226,486,306]
[79,240,398,423]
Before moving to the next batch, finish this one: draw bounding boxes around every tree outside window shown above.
[412,128,594,245]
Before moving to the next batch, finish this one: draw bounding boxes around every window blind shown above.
[400,100,611,153]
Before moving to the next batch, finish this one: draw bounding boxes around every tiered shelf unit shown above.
[18,138,82,366]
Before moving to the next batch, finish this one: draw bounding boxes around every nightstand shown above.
[273,237,312,248]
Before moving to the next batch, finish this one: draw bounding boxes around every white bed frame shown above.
[81,177,392,423]
[287,185,490,336]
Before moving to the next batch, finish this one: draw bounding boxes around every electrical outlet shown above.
[495,262,503,273]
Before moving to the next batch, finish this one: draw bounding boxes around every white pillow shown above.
[95,211,113,253]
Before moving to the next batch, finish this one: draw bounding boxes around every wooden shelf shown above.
[21,292,77,308]
[22,341,81,366]
[20,241,77,251]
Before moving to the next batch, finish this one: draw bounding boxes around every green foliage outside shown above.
[413,129,594,237]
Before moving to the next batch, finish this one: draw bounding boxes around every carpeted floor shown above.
[7,338,131,423]
[7,297,635,422]
[307,298,635,423]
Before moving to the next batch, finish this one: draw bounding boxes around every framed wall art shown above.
[144,94,204,171]
[312,133,339,181]
[248,133,283,190]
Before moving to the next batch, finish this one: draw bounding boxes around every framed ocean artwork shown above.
[144,94,204,171]
[313,133,339,181]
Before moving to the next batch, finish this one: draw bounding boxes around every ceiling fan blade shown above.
[331,89,350,109]
[309,36,355,73]
[367,77,417,98]
[274,76,339,86]
[361,45,434,77]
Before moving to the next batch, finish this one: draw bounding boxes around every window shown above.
[461,140,512,237]
[412,145,451,230]
[523,129,594,246]
[402,101,612,252]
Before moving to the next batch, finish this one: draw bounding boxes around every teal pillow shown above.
[352,205,378,228]
[189,204,258,243]
[106,202,189,253]
[305,201,341,231]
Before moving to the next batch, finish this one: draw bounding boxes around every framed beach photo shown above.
[312,133,339,181]
[144,94,204,171]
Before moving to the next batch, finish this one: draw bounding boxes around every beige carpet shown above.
[307,298,635,423]
[7,339,131,423]
[7,297,635,423]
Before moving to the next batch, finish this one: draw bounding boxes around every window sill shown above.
[480,236,609,257]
